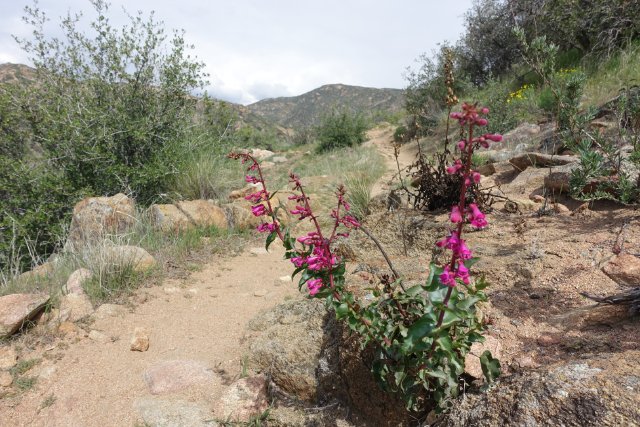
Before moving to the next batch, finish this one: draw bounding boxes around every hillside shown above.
[247,83,405,128]
[0,63,36,85]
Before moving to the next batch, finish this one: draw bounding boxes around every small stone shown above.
[554,203,571,214]
[279,276,292,283]
[143,360,213,395]
[131,327,150,352]
[0,346,18,369]
[88,330,111,344]
[163,287,181,295]
[531,194,546,203]
[602,253,640,287]
[537,334,560,347]
[187,288,198,295]
[254,290,267,297]
[92,304,127,319]
[516,355,538,369]
[212,375,269,422]
[0,372,12,387]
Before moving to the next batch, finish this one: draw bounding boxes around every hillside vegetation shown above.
[247,83,404,128]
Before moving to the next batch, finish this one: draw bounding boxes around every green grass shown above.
[583,41,640,107]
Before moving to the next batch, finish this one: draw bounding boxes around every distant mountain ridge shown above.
[246,83,405,129]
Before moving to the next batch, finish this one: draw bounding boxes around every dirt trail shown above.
[363,127,418,198]
[1,244,297,426]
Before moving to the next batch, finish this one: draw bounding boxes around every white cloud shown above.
[1,0,473,104]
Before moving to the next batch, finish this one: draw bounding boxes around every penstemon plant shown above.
[229,102,502,413]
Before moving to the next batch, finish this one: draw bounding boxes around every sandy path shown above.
[2,243,297,426]
[363,127,418,198]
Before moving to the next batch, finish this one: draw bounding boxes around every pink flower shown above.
[297,232,322,246]
[342,215,361,229]
[436,232,460,250]
[290,256,307,267]
[446,159,463,175]
[475,118,488,126]
[457,140,466,151]
[256,222,276,233]
[251,204,267,217]
[455,240,473,260]
[481,107,489,114]
[456,261,470,285]
[245,175,261,184]
[290,205,311,219]
[484,133,502,142]
[467,203,487,229]
[245,190,268,203]
[450,205,462,223]
[439,265,457,287]
[472,171,481,184]
[306,278,323,296]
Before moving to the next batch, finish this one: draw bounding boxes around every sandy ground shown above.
[0,243,297,426]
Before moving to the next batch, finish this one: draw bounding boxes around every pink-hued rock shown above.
[212,375,269,422]
[143,360,213,395]
[0,293,50,338]
[602,253,640,287]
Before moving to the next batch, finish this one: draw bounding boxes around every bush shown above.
[315,108,368,152]
[11,0,206,204]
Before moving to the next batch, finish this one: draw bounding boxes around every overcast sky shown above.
[0,1,473,105]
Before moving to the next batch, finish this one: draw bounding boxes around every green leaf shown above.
[265,231,277,250]
[480,350,501,383]
[405,284,423,297]
[401,313,436,353]
[335,302,349,319]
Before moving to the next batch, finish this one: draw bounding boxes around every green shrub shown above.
[11,1,207,204]
[315,108,368,152]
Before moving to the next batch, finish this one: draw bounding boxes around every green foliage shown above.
[0,157,82,273]
[12,0,206,203]
[315,108,368,152]
[336,264,493,412]
[393,125,408,143]
[1,0,209,274]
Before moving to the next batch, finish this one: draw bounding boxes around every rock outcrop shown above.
[442,357,640,426]
[65,193,136,252]
[0,293,50,337]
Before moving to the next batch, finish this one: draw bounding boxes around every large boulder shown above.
[248,299,326,402]
[442,356,640,426]
[0,293,50,337]
[64,193,136,252]
[149,200,228,232]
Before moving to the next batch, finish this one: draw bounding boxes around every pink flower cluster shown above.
[436,104,502,287]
